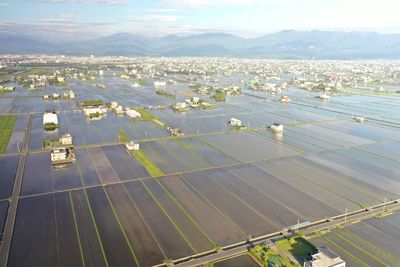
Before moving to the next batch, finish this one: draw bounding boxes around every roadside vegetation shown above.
[250,244,300,267]
[276,236,317,262]
[0,115,16,153]
[80,99,104,107]
[117,129,130,143]
[156,90,176,99]
[132,149,164,177]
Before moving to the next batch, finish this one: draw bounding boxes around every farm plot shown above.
[28,115,47,150]
[305,151,400,197]
[124,180,195,260]
[52,163,83,192]
[142,179,214,252]
[182,171,273,237]
[130,120,169,139]
[86,186,139,267]
[319,120,400,142]
[332,227,400,266]
[290,124,373,148]
[199,131,299,162]
[160,175,246,246]
[53,192,85,267]
[21,152,53,196]
[213,254,259,267]
[70,189,108,267]
[8,194,57,267]
[226,163,338,221]
[86,146,121,184]
[174,137,238,166]
[74,148,101,186]
[21,152,83,196]
[0,154,19,199]
[206,167,300,229]
[346,219,400,259]
[311,228,398,267]
[283,129,342,150]
[254,129,324,153]
[255,161,359,212]
[310,236,369,267]
[105,184,165,266]
[0,200,9,240]
[357,140,400,162]
[275,157,381,208]
[140,140,211,174]
[5,115,28,153]
[292,156,396,202]
[333,147,400,175]
[102,145,150,180]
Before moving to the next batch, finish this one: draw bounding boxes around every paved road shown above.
[171,200,400,267]
[0,115,32,267]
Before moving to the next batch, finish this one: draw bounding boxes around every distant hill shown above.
[2,30,400,59]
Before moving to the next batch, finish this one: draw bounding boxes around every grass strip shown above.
[83,188,109,267]
[132,149,164,177]
[140,180,197,253]
[0,115,17,153]
[69,191,86,267]
[102,187,140,267]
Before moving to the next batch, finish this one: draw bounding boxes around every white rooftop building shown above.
[51,147,68,162]
[270,123,284,133]
[83,106,107,116]
[228,118,242,127]
[125,141,140,151]
[125,109,141,119]
[43,112,58,125]
[305,246,345,267]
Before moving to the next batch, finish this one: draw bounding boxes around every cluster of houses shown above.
[43,90,75,100]
[50,133,75,166]
[0,85,15,91]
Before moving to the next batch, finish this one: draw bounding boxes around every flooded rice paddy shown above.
[2,72,400,266]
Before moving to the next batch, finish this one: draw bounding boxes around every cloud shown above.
[0,2,11,6]
[34,0,127,4]
[162,0,258,8]
[127,15,182,23]
[126,8,183,13]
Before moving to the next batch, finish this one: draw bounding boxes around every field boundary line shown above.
[155,179,217,247]
[69,191,86,267]
[83,189,109,267]
[140,180,198,254]
[102,187,140,267]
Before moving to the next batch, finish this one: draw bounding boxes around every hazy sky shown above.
[0,0,399,40]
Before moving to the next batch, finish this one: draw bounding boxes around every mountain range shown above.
[2,30,400,59]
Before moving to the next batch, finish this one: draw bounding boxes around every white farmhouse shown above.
[305,246,345,267]
[59,133,73,145]
[125,109,141,119]
[270,123,284,133]
[228,118,242,127]
[83,106,107,116]
[51,147,68,162]
[43,112,58,125]
[125,141,140,151]
[153,81,166,87]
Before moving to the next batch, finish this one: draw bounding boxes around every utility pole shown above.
[344,208,348,223]
[383,197,387,212]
